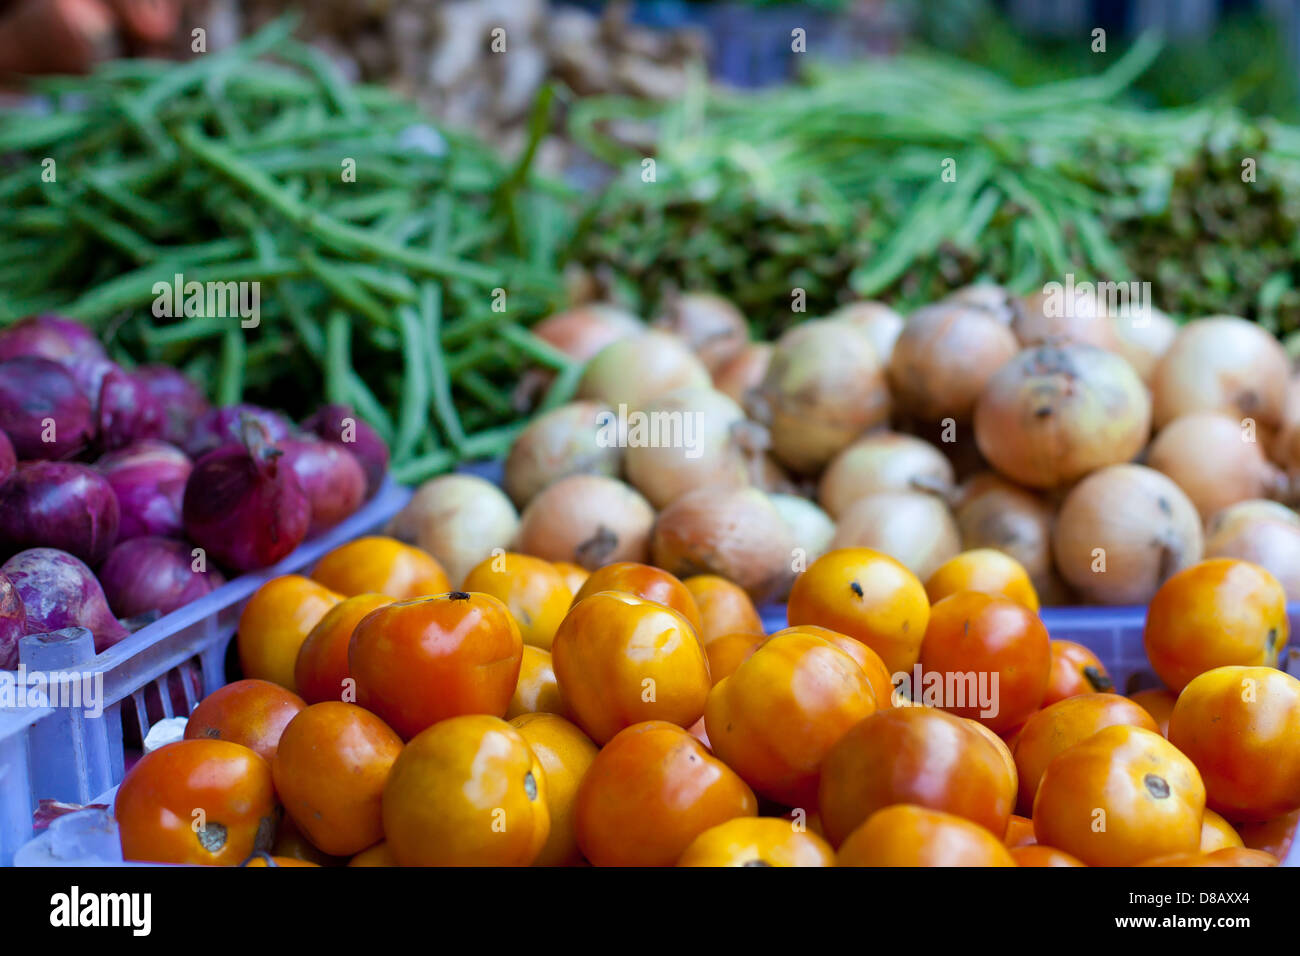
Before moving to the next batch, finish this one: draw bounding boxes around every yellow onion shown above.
[1146,412,1286,520]
[652,292,749,373]
[516,475,654,569]
[953,471,1056,590]
[712,343,773,406]
[770,493,835,568]
[503,400,622,508]
[386,474,519,587]
[943,283,1016,325]
[818,431,955,519]
[532,303,645,362]
[1109,305,1177,384]
[1052,464,1202,605]
[578,330,711,411]
[828,301,905,364]
[623,387,750,509]
[973,344,1151,489]
[830,491,961,581]
[1205,500,1300,599]
[1011,287,1122,351]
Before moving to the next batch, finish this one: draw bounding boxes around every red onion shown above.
[0,314,106,365]
[1,548,128,653]
[0,461,120,566]
[94,364,166,452]
[0,429,14,485]
[133,365,212,447]
[0,356,93,460]
[95,440,192,540]
[300,403,389,499]
[182,421,310,572]
[0,572,25,669]
[99,537,226,619]
[278,437,367,535]
[183,404,293,460]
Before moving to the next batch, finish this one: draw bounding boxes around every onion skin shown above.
[99,536,226,619]
[279,438,368,535]
[0,314,106,365]
[973,344,1151,489]
[944,284,1016,326]
[829,302,906,364]
[1,547,128,653]
[1147,413,1286,520]
[133,365,212,448]
[650,485,795,602]
[532,304,645,362]
[300,404,389,500]
[888,302,1020,423]
[504,400,622,508]
[0,572,25,669]
[0,429,14,485]
[183,404,293,460]
[516,475,654,570]
[0,461,120,566]
[954,472,1056,591]
[830,491,962,581]
[712,343,773,406]
[818,431,955,519]
[0,356,94,460]
[769,493,835,568]
[1109,306,1177,384]
[1052,464,1202,605]
[624,387,750,509]
[96,440,192,540]
[653,292,749,373]
[578,330,712,411]
[95,363,166,452]
[386,474,519,587]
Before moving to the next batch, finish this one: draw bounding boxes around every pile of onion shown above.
[953,472,1056,590]
[99,537,226,619]
[0,461,120,565]
[624,387,751,509]
[1052,464,1202,605]
[578,331,712,411]
[386,473,519,587]
[1011,287,1121,351]
[2,548,128,653]
[652,292,749,373]
[818,431,955,518]
[96,440,192,540]
[503,400,623,508]
[830,491,961,580]
[973,344,1150,489]
[0,356,94,460]
[1146,412,1286,519]
[516,475,654,569]
[1204,500,1300,599]
[828,301,905,365]
[712,343,773,406]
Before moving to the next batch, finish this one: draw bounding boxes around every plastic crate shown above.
[0,477,411,866]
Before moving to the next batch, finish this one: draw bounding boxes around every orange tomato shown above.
[1136,848,1277,867]
[966,718,1020,803]
[383,715,549,866]
[772,624,898,710]
[312,535,450,600]
[677,817,836,867]
[837,805,1016,867]
[1143,558,1289,693]
[1201,808,1244,852]
[1128,687,1178,737]
[237,575,342,691]
[571,562,703,633]
[462,552,573,650]
[510,713,599,866]
[348,842,398,867]
[705,631,764,685]
[1010,845,1084,867]
[705,631,877,807]
[349,591,523,739]
[293,593,392,705]
[1042,640,1114,706]
[916,591,1051,733]
[115,740,277,866]
[553,562,589,595]
[683,574,763,644]
[1012,693,1159,815]
[1032,725,1205,866]
[1004,814,1036,847]
[271,702,402,857]
[183,679,306,763]
[574,721,757,867]
[818,707,1016,846]
[551,591,710,744]
[925,549,1040,611]
[1238,809,1299,859]
[787,548,930,674]
[1168,665,1300,822]
[506,645,570,720]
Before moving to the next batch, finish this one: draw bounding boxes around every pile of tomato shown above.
[112,535,1300,867]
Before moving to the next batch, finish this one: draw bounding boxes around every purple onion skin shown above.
[0,430,14,485]
[1,548,128,653]
[0,461,120,566]
[95,440,192,540]
[183,404,292,460]
[280,438,367,535]
[0,357,94,460]
[0,315,107,365]
[95,365,166,452]
[99,537,225,619]
[133,365,211,447]
[0,572,25,669]
[302,404,389,498]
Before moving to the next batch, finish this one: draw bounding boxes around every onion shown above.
[516,474,653,570]
[0,356,94,460]
[95,440,192,540]
[769,493,835,567]
[279,438,368,535]
[818,431,955,518]
[650,485,794,602]
[0,429,14,485]
[182,421,310,572]
[652,292,749,372]
[943,284,1016,325]
[0,572,25,669]
[1109,305,1177,384]
[755,318,890,474]
[1011,287,1122,350]
[1,548,128,653]
[712,343,772,406]
[503,400,623,507]
[1052,464,1202,605]
[0,314,106,365]
[828,301,906,364]
[532,304,645,362]
[1204,501,1300,599]
[94,363,166,452]
[889,302,1020,424]
[1147,412,1286,519]
[830,491,962,580]
[133,365,212,448]
[973,344,1151,489]
[0,461,120,566]
[386,473,519,586]
[99,537,226,619]
[953,472,1056,589]
[578,330,712,411]
[1151,316,1290,430]
[183,404,293,460]
[1206,499,1300,539]
[624,387,750,508]
[301,403,389,499]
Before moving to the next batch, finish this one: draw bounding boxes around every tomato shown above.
[571,562,703,633]
[1167,665,1300,822]
[383,715,549,866]
[1135,848,1277,867]
[837,805,1016,867]
[1012,693,1159,815]
[116,740,277,866]
[293,593,392,705]
[1237,809,1299,859]
[1144,558,1289,693]
[1042,640,1114,706]
[1010,845,1084,867]
[705,631,764,685]
[574,721,757,867]
[510,713,599,866]
[772,624,898,710]
[271,702,403,857]
[705,631,877,807]
[1004,814,1036,848]
[350,591,523,739]
[925,549,1039,611]
[1128,687,1178,737]
[1032,725,1205,866]
[818,707,1015,846]
[348,842,397,867]
[312,535,450,600]
[677,817,835,867]
[553,562,589,595]
[966,718,1019,805]
[506,645,570,720]
[184,679,306,763]
[787,548,930,674]
[237,575,342,691]
[1201,808,1244,852]
[462,552,573,650]
[916,591,1051,733]
[683,574,763,644]
[551,591,710,744]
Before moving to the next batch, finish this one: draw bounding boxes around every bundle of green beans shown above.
[0,17,578,483]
